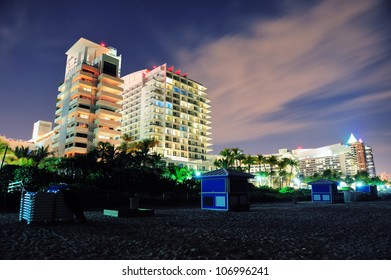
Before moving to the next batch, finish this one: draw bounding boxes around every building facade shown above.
[346,133,376,177]
[121,64,212,169]
[52,38,124,157]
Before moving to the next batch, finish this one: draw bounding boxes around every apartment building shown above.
[347,133,376,177]
[121,64,212,169]
[52,38,123,157]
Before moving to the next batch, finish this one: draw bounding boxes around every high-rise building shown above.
[347,133,376,177]
[32,120,52,142]
[292,143,358,177]
[121,64,212,169]
[52,38,123,157]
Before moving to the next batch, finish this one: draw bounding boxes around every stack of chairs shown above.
[19,192,55,224]
[19,190,75,224]
[53,191,74,222]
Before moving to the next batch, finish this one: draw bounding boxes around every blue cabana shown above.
[308,179,343,203]
[198,168,254,211]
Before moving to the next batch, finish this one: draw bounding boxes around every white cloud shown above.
[178,0,388,146]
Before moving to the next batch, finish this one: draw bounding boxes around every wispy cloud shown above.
[178,0,390,146]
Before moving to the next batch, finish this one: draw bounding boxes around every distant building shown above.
[0,135,35,151]
[346,133,376,177]
[52,38,124,157]
[292,143,358,177]
[32,121,52,142]
[121,64,213,170]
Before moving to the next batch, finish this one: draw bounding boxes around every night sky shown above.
[1,0,390,174]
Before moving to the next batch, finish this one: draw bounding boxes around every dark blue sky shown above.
[1,0,390,174]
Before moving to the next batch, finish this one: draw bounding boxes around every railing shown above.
[7,180,24,193]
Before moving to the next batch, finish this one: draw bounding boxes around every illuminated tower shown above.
[52,38,123,157]
[121,64,212,169]
[347,133,376,177]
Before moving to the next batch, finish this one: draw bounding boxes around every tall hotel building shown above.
[289,133,376,178]
[52,38,123,157]
[346,133,376,177]
[121,64,212,169]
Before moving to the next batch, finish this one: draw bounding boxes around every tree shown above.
[265,155,279,188]
[119,133,135,154]
[219,148,234,168]
[164,165,193,184]
[133,138,159,166]
[354,171,370,185]
[286,158,299,187]
[242,154,256,172]
[9,146,35,166]
[277,158,289,188]
[256,154,266,172]
[31,146,52,165]
[231,148,244,170]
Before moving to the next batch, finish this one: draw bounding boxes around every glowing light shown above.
[347,133,358,144]
[356,182,363,187]
[100,42,106,47]
[195,171,201,177]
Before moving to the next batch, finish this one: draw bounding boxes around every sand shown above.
[1,201,391,260]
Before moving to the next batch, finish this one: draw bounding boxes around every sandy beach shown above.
[1,200,391,260]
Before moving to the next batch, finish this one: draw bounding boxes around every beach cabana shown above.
[198,168,254,211]
[308,179,342,203]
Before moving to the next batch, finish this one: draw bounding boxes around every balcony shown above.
[67,125,89,135]
[79,70,94,79]
[95,108,121,119]
[64,146,87,155]
[68,115,89,125]
[70,88,93,99]
[71,79,94,92]
[54,116,62,124]
[93,138,121,147]
[97,81,123,94]
[65,136,88,145]
[94,127,121,137]
[55,108,63,116]
[69,97,91,108]
[98,73,124,85]
[68,106,90,115]
[97,90,122,102]
[94,118,121,128]
[96,99,121,111]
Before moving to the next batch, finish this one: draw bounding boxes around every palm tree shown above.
[13,146,31,159]
[219,148,234,168]
[242,154,256,172]
[286,158,299,187]
[256,154,266,172]
[31,146,52,165]
[96,141,115,163]
[119,133,134,154]
[277,158,289,188]
[133,138,159,166]
[231,147,244,170]
[165,165,193,184]
[265,155,279,188]
[11,146,35,166]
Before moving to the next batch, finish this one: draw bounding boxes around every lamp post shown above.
[1,145,8,171]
